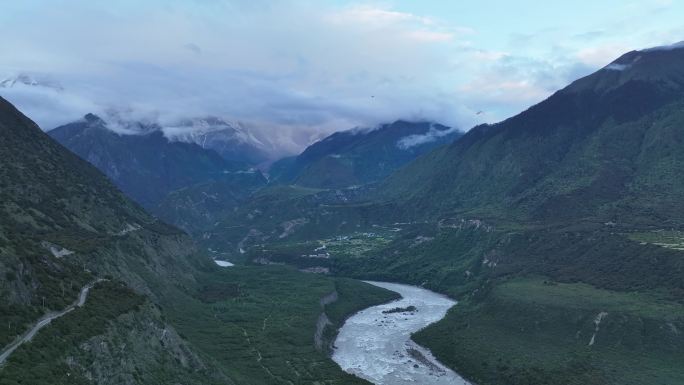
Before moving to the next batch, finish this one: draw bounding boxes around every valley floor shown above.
[237,220,684,385]
[158,265,399,385]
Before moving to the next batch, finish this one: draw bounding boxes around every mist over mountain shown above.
[48,114,267,210]
[270,120,462,189]
[8,2,678,156]
[164,117,275,165]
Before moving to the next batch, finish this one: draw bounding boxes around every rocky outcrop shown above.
[69,302,232,385]
[314,291,339,352]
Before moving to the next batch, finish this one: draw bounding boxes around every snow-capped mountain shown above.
[49,113,267,210]
[0,74,64,91]
[163,117,273,165]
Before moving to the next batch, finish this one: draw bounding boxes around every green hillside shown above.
[381,48,684,227]
[0,96,396,384]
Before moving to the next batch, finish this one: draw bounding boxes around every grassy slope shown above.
[414,277,684,385]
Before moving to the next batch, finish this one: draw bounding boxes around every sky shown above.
[1,0,683,154]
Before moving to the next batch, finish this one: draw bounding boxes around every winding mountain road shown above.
[0,279,103,366]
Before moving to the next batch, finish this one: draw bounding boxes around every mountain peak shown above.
[0,73,63,91]
[561,42,684,100]
[270,120,461,189]
[164,117,271,164]
[84,112,104,124]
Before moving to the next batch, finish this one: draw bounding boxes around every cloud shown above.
[327,5,432,27]
[396,124,460,150]
[455,52,595,122]
[405,30,454,43]
[0,1,682,155]
[0,1,473,155]
[576,44,632,67]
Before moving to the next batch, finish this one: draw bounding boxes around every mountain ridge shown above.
[270,120,462,189]
[378,43,684,227]
[48,113,267,210]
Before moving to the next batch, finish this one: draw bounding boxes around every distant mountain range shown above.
[48,113,267,212]
[49,114,457,234]
[0,73,289,164]
[270,120,462,189]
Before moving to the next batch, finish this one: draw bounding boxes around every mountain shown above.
[164,117,273,165]
[269,120,461,189]
[48,114,267,210]
[155,171,267,234]
[0,96,232,384]
[0,73,64,91]
[381,45,684,226]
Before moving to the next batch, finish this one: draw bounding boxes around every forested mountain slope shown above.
[381,46,684,227]
[270,120,461,189]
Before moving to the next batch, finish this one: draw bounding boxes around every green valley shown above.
[3,6,684,384]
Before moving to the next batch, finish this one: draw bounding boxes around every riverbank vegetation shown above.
[414,277,684,385]
[161,265,397,385]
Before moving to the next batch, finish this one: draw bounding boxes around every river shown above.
[332,281,470,385]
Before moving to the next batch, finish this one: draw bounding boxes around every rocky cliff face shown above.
[70,302,231,385]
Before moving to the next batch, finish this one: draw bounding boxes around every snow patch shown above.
[163,117,267,150]
[214,260,234,267]
[0,74,64,91]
